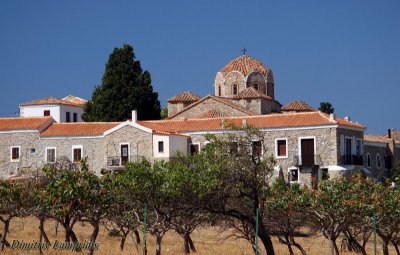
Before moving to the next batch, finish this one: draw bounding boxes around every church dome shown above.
[220,55,271,77]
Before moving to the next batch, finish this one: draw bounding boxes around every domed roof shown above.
[220,55,271,77]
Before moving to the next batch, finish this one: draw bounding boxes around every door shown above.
[301,139,315,166]
[345,138,352,164]
[120,144,129,165]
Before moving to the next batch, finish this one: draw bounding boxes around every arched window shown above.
[254,84,259,91]
[367,153,371,168]
[376,154,381,169]
[218,86,221,96]
[233,84,238,95]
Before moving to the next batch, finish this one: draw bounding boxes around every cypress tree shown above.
[83,44,161,121]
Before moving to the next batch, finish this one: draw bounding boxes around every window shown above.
[218,86,221,96]
[356,139,362,156]
[254,84,259,90]
[72,146,83,163]
[30,148,36,154]
[189,144,200,155]
[228,142,238,155]
[158,141,164,153]
[233,84,238,95]
[376,154,381,169]
[73,113,78,122]
[275,139,287,158]
[46,148,56,163]
[66,112,71,122]
[10,146,20,162]
[289,168,299,182]
[44,110,50,116]
[251,141,262,158]
[367,153,371,168]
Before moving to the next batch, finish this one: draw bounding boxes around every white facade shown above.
[20,104,84,123]
[153,134,188,159]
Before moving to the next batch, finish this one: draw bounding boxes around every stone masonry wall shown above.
[187,127,338,186]
[169,98,250,119]
[364,144,389,180]
[0,132,42,177]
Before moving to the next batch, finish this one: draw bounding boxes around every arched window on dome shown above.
[233,84,238,95]
[218,86,221,96]
[254,84,259,91]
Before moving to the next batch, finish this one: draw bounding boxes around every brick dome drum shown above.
[214,55,274,99]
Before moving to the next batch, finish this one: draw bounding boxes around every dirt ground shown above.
[0,217,395,255]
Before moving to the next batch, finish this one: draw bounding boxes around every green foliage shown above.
[318,101,335,114]
[83,44,161,121]
[160,107,168,119]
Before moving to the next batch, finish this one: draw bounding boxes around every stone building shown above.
[0,53,398,185]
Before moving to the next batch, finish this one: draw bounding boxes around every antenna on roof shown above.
[241,48,247,55]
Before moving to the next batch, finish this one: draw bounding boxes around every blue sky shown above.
[0,1,399,134]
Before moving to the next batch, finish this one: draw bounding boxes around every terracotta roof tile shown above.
[167,91,201,103]
[233,87,272,100]
[167,95,254,119]
[20,96,84,107]
[364,134,389,144]
[0,117,53,131]
[62,95,87,106]
[140,111,366,133]
[40,122,121,137]
[281,100,316,112]
[220,55,271,77]
[201,109,225,118]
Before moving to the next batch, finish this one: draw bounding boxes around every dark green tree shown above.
[318,102,335,114]
[83,44,161,121]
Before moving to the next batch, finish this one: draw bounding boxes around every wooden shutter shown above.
[277,140,286,157]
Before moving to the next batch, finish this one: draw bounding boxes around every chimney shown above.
[329,113,335,121]
[132,110,137,123]
[388,128,392,139]
[344,116,350,121]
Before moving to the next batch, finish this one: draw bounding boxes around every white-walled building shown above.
[19,95,86,123]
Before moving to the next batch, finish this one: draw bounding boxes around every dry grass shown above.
[0,217,395,254]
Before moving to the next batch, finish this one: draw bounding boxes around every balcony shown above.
[293,154,322,167]
[341,155,363,165]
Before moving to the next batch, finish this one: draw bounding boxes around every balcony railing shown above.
[107,155,147,167]
[341,155,363,165]
[293,154,322,167]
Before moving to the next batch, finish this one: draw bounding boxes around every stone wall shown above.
[186,127,338,186]
[0,132,42,177]
[169,98,250,119]
[364,143,389,180]
[246,72,266,94]
[223,71,245,97]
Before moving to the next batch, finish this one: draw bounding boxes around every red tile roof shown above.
[167,95,254,119]
[140,111,366,133]
[20,96,84,107]
[201,109,225,118]
[62,95,87,106]
[0,117,53,131]
[220,55,271,77]
[364,134,388,144]
[167,91,201,103]
[281,100,316,112]
[40,122,121,137]
[233,87,272,100]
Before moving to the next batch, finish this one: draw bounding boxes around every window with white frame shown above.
[158,141,164,153]
[289,168,299,182]
[275,138,288,158]
[376,154,381,169]
[367,153,371,168]
[10,146,21,162]
[72,145,83,163]
[46,147,56,163]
